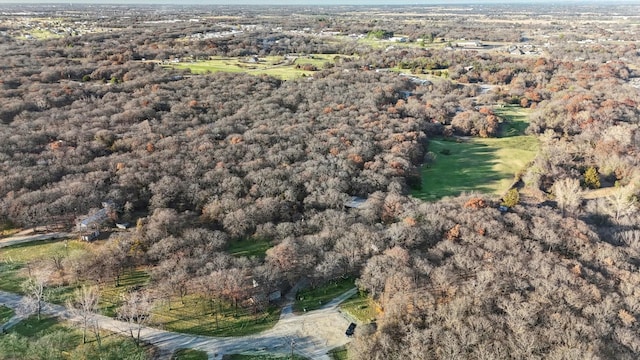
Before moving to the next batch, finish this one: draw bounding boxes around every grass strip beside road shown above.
[294,278,355,313]
[340,293,378,323]
[0,305,15,324]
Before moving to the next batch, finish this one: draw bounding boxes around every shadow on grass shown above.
[412,139,502,201]
[152,294,280,337]
[493,105,530,137]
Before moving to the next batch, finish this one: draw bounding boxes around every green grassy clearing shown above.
[294,278,355,313]
[169,54,347,80]
[340,294,378,323]
[223,354,309,360]
[412,106,538,201]
[0,305,15,324]
[152,294,279,337]
[172,348,209,360]
[0,239,88,294]
[4,315,149,359]
[0,238,86,263]
[228,238,272,258]
[328,345,349,360]
[22,29,63,40]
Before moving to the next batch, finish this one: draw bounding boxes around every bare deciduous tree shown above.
[117,290,153,346]
[606,185,637,223]
[553,178,583,216]
[66,285,100,344]
[20,265,52,321]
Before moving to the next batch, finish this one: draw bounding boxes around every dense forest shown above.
[1,3,640,359]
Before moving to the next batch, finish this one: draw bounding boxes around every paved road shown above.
[0,232,71,248]
[0,287,357,359]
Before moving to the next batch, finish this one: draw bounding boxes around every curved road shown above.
[0,288,357,360]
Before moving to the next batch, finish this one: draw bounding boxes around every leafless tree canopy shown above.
[0,3,639,358]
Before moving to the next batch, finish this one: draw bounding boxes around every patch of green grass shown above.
[0,238,87,263]
[340,294,378,323]
[223,354,309,360]
[47,283,83,306]
[0,305,15,324]
[228,238,272,258]
[169,54,351,80]
[0,261,25,293]
[328,345,349,360]
[173,348,208,360]
[413,136,537,200]
[493,104,531,136]
[99,269,151,317]
[22,29,62,40]
[152,294,279,337]
[294,278,355,313]
[11,316,68,337]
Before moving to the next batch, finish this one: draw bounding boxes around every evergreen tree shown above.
[502,188,520,208]
[584,166,601,189]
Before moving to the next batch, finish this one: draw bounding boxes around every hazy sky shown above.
[0,0,631,4]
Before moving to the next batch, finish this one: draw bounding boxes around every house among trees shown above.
[76,201,116,240]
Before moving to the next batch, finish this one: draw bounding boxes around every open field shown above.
[413,106,538,200]
[169,54,346,80]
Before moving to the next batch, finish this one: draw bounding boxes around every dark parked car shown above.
[345,322,356,337]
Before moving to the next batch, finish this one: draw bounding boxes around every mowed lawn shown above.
[413,105,538,200]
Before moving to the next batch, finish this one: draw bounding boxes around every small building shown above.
[76,201,116,232]
[81,230,100,241]
[345,196,368,209]
[115,222,130,230]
